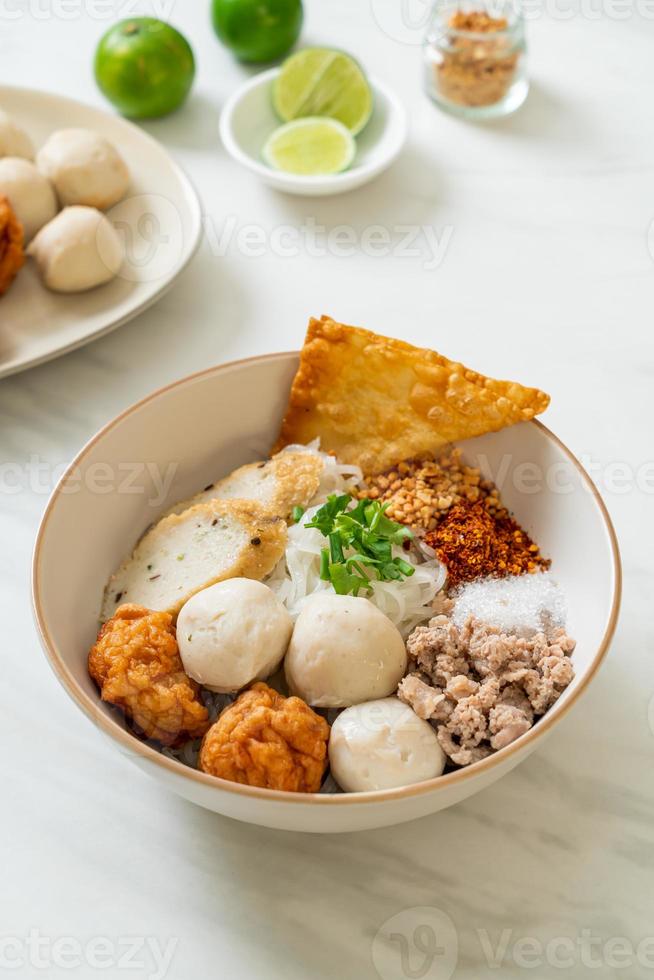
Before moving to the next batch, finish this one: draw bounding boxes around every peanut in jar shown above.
[424,1,528,119]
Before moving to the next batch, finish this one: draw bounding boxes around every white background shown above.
[2,1,653,978]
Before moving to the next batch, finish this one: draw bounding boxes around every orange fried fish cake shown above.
[199,682,329,793]
[88,603,209,745]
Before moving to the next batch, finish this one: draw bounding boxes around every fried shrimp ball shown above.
[0,194,25,297]
[199,683,330,793]
[88,604,209,745]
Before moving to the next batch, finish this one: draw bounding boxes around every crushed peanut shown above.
[357,449,504,532]
[435,10,520,109]
[358,449,549,586]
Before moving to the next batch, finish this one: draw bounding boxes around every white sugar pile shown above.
[451,572,567,636]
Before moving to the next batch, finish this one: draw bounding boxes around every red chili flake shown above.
[425,500,550,587]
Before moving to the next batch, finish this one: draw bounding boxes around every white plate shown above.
[220,69,408,197]
[0,86,202,379]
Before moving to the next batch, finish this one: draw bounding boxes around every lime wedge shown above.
[273,48,373,136]
[263,117,356,175]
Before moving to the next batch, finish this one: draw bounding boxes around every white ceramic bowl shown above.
[219,68,408,196]
[32,353,621,833]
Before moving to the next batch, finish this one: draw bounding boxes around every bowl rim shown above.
[31,351,622,807]
[218,67,408,189]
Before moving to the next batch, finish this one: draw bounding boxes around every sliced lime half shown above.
[263,117,356,176]
[272,48,373,136]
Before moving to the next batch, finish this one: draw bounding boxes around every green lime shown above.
[211,0,303,63]
[94,18,195,119]
[273,48,373,135]
[263,117,355,175]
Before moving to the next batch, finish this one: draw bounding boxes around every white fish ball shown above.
[0,157,57,242]
[28,206,124,293]
[37,128,129,210]
[0,110,34,160]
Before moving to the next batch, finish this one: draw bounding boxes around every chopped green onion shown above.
[291,505,305,524]
[329,531,345,564]
[394,558,415,577]
[319,547,330,581]
[306,493,415,597]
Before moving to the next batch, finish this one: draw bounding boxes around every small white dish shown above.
[219,68,408,196]
[0,86,202,380]
[32,352,621,834]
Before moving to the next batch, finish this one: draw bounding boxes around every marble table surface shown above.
[2,2,652,978]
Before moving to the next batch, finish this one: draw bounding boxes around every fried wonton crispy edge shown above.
[273,315,550,473]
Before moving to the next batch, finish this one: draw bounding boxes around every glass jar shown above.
[423,0,528,120]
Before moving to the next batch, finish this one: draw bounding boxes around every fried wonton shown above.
[274,316,550,474]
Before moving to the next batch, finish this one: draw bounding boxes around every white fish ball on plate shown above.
[329,697,446,792]
[37,128,129,209]
[285,593,407,707]
[177,579,293,694]
[28,206,124,293]
[0,110,34,160]
[0,158,58,242]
